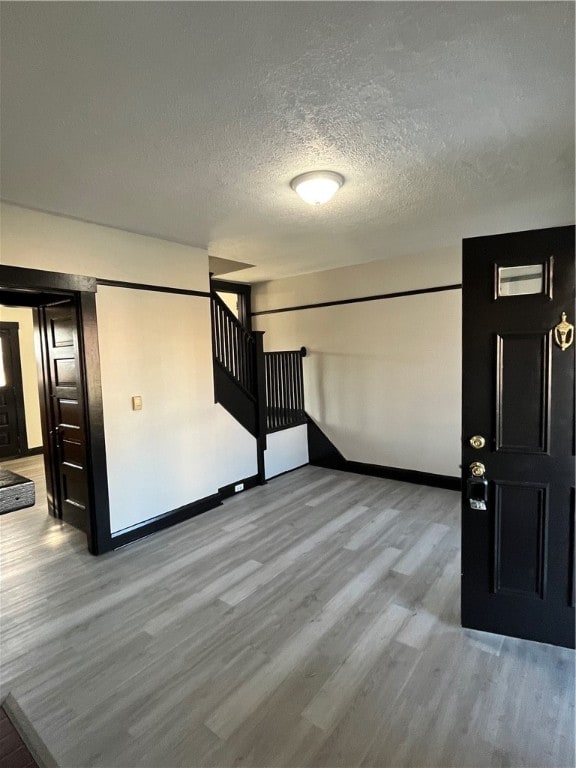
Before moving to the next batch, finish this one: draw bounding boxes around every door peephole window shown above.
[498,264,544,297]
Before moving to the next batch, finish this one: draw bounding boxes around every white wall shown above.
[265,424,309,480]
[0,203,257,534]
[253,250,462,477]
[252,246,461,313]
[96,286,256,533]
[0,305,43,449]
[1,203,208,290]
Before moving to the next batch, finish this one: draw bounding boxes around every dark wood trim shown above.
[218,474,260,500]
[0,265,96,293]
[0,291,69,308]
[77,292,112,555]
[1,268,111,555]
[22,446,44,457]
[267,418,308,435]
[323,457,460,491]
[111,493,222,549]
[96,278,210,298]
[252,283,462,317]
[307,416,460,491]
[33,307,58,517]
[254,330,267,484]
[113,471,268,549]
[571,487,575,608]
[265,462,309,481]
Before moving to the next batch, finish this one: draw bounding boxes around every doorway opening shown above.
[0,320,29,459]
[0,266,111,555]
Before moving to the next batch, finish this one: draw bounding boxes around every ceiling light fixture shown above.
[290,170,344,205]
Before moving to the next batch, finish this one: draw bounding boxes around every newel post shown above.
[253,330,267,484]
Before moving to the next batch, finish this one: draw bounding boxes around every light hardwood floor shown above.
[0,456,574,768]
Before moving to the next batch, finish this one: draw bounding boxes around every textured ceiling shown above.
[1,2,574,282]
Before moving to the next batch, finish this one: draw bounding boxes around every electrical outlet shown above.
[234,483,244,493]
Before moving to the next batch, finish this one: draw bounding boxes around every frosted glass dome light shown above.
[290,171,344,205]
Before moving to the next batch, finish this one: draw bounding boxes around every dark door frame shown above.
[0,265,111,555]
[0,321,28,458]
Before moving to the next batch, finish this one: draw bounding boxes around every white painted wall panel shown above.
[252,247,461,312]
[254,255,461,478]
[0,203,208,291]
[96,286,257,533]
[264,425,309,480]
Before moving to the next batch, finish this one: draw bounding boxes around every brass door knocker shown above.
[554,312,574,351]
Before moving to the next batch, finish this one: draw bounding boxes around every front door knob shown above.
[469,461,486,478]
[469,435,486,449]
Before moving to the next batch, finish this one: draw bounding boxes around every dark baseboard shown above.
[307,415,460,491]
[343,460,461,491]
[0,446,44,462]
[111,492,222,549]
[110,472,266,550]
[24,446,44,457]
[219,474,261,500]
[265,462,309,481]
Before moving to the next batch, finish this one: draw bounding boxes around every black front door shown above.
[0,322,26,459]
[37,301,90,534]
[461,225,575,648]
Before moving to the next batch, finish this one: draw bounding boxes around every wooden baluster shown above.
[253,331,267,483]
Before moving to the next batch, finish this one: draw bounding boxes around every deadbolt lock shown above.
[469,435,486,449]
[469,461,486,478]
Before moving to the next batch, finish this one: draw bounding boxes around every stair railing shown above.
[210,293,307,481]
[210,292,257,399]
[264,348,307,433]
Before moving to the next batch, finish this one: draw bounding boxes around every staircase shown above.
[210,292,307,481]
[210,292,263,438]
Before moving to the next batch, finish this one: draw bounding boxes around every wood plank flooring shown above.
[0,456,574,768]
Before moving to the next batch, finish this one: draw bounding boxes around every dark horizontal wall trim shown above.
[218,474,261,500]
[110,493,222,549]
[267,418,308,435]
[252,283,462,317]
[0,265,96,293]
[97,278,210,298]
[211,278,251,294]
[311,455,461,491]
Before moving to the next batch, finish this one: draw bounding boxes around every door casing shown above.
[0,265,111,554]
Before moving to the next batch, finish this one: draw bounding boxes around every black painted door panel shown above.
[461,226,575,648]
[39,302,90,533]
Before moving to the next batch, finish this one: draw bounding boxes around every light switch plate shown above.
[132,395,143,411]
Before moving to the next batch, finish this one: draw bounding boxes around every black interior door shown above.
[38,301,90,534]
[461,225,575,649]
[0,322,26,459]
